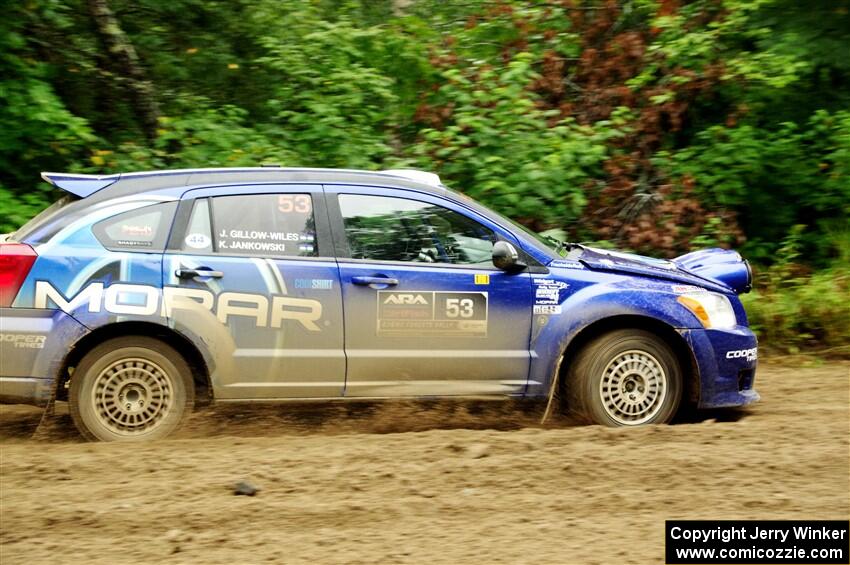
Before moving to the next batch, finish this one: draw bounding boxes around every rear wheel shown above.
[69,337,194,441]
[566,329,682,426]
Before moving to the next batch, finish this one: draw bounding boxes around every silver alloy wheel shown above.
[91,357,173,435]
[599,349,668,425]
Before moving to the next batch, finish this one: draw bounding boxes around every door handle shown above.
[351,276,399,286]
[176,268,224,279]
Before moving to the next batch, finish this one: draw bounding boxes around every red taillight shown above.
[0,243,37,307]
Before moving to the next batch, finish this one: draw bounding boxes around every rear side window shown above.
[181,199,213,253]
[210,194,317,257]
[93,201,177,252]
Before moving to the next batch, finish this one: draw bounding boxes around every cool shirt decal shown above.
[294,278,334,290]
[377,291,488,337]
[34,281,323,332]
[726,348,757,362]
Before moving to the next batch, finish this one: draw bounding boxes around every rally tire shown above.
[69,337,194,441]
[566,329,682,426]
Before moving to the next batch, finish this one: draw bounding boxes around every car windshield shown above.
[445,188,569,257]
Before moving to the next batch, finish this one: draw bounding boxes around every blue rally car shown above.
[0,168,758,441]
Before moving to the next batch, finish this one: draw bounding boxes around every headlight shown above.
[677,292,737,329]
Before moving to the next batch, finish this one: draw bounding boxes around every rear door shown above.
[326,186,535,397]
[162,185,345,399]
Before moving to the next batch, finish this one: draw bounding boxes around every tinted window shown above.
[211,194,317,257]
[11,196,75,242]
[181,199,213,253]
[339,194,496,265]
[93,201,177,251]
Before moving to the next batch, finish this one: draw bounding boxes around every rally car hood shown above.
[566,246,752,294]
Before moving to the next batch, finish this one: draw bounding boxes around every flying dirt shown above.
[1,362,848,564]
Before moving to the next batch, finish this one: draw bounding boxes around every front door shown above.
[327,188,534,397]
[162,185,345,399]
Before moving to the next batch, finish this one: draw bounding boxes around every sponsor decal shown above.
[726,347,758,362]
[533,279,569,306]
[184,232,212,249]
[533,305,562,315]
[0,334,46,349]
[34,281,323,332]
[474,273,490,285]
[377,291,488,337]
[672,284,706,294]
[113,240,152,248]
[120,224,153,237]
[294,278,334,290]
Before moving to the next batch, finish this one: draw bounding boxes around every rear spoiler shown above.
[41,172,120,198]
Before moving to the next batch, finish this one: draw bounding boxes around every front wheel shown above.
[566,329,682,426]
[69,337,194,441]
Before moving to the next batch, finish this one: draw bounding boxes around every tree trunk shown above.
[86,0,160,141]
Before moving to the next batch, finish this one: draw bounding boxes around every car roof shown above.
[41,167,446,204]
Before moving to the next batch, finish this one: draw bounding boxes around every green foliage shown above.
[0,0,847,270]
[0,2,96,189]
[666,111,850,263]
[411,53,610,227]
[0,185,52,234]
[742,227,850,354]
[86,103,298,172]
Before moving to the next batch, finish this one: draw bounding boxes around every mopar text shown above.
[34,281,323,331]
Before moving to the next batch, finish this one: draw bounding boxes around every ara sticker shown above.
[377,291,488,337]
[184,233,212,249]
[474,274,490,285]
[533,279,569,306]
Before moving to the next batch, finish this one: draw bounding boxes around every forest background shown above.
[2,0,848,352]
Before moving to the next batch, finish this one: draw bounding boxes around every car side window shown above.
[338,194,497,265]
[210,194,317,257]
[181,198,213,253]
[93,201,177,252]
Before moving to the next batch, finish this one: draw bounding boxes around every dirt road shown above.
[1,362,848,564]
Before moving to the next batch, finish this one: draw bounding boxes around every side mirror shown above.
[492,241,526,272]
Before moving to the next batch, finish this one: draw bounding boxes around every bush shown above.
[742,227,850,355]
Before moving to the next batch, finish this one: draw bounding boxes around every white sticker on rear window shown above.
[184,233,212,250]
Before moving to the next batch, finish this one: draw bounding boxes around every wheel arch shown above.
[56,321,212,404]
[558,314,700,407]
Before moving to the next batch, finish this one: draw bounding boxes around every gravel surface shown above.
[1,361,848,564]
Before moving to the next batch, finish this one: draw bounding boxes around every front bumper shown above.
[681,326,760,409]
